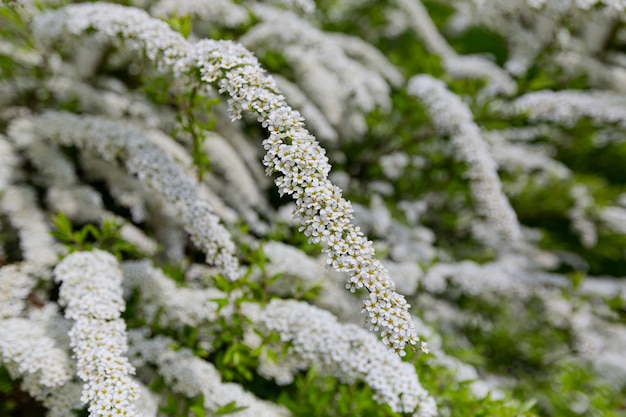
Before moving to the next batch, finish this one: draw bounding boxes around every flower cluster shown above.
[192,39,424,354]
[0,318,72,389]
[0,264,35,319]
[449,0,626,78]
[33,2,423,356]
[508,90,626,128]
[393,0,516,95]
[54,250,139,417]
[20,112,239,280]
[244,299,437,416]
[408,74,521,242]
[121,260,225,328]
[127,331,292,417]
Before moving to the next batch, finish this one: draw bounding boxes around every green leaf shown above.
[211,297,230,312]
[189,395,206,417]
[163,14,192,39]
[214,401,248,415]
[51,212,73,238]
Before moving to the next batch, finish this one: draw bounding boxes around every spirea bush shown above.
[1,0,626,416]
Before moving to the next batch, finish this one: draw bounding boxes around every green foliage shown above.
[162,14,193,39]
[0,367,47,417]
[50,212,143,259]
[214,400,248,415]
[155,384,207,417]
[275,368,406,417]
[421,290,626,417]
[173,86,220,181]
[448,26,509,67]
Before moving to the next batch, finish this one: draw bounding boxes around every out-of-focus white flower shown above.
[379,151,410,180]
[0,185,60,267]
[568,185,598,248]
[395,0,516,95]
[0,318,72,388]
[121,260,225,327]
[0,264,35,319]
[21,112,239,280]
[240,3,395,136]
[128,331,292,417]
[151,0,250,28]
[54,250,139,417]
[509,89,626,128]
[244,299,437,416]
[408,74,520,242]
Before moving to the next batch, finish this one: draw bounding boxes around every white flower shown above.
[121,260,225,327]
[22,112,239,280]
[245,299,436,416]
[33,2,422,355]
[408,74,521,242]
[54,250,139,417]
[0,318,72,388]
[0,264,35,319]
[128,331,292,417]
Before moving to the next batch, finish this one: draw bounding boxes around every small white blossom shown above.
[128,331,292,417]
[121,260,225,327]
[33,1,422,354]
[0,264,36,319]
[0,318,72,388]
[245,299,436,416]
[54,250,139,417]
[408,74,521,242]
[22,112,239,280]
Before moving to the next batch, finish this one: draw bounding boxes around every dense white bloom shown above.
[509,89,626,128]
[54,250,139,417]
[394,0,516,95]
[55,250,125,320]
[33,2,422,355]
[0,185,60,267]
[20,112,239,280]
[568,185,598,248]
[240,3,395,135]
[0,264,36,319]
[244,299,437,416]
[128,331,292,417]
[151,0,250,28]
[0,318,72,388]
[121,260,225,327]
[408,75,521,241]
